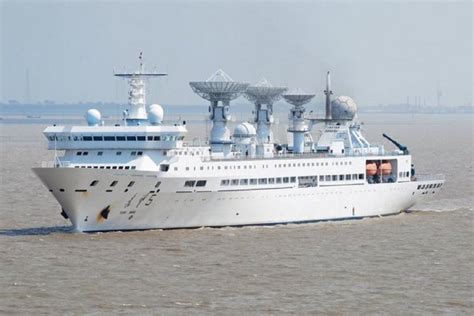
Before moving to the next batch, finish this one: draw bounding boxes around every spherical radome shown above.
[233,122,257,137]
[148,104,164,124]
[85,109,101,126]
[331,96,357,120]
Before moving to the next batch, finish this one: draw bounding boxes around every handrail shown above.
[200,150,406,162]
[41,160,71,168]
[414,174,445,181]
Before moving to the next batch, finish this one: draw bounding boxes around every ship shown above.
[33,55,445,232]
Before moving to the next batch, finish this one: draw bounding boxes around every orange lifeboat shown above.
[379,161,392,175]
[366,161,377,176]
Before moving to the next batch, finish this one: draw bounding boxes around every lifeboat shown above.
[379,161,392,175]
[366,161,377,176]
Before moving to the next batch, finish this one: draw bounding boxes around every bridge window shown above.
[137,151,143,156]
[83,136,92,141]
[131,152,136,156]
[154,136,161,141]
[250,179,257,185]
[147,136,153,141]
[83,152,88,156]
[127,136,136,141]
[116,152,122,156]
[184,180,195,187]
[221,180,230,186]
[77,152,82,156]
[98,152,103,156]
[240,179,248,185]
[290,177,296,183]
[283,177,289,183]
[231,179,239,185]
[104,136,115,141]
[93,136,103,141]
[160,164,169,172]
[116,136,126,141]
[196,180,206,187]
[137,136,146,141]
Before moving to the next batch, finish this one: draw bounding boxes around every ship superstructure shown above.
[33,56,445,232]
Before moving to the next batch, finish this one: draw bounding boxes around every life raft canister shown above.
[379,160,392,175]
[366,161,378,176]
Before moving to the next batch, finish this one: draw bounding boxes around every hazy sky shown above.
[1,0,472,107]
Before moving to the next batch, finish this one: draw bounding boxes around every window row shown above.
[179,160,354,172]
[274,161,352,168]
[221,177,297,186]
[417,183,442,190]
[76,151,143,156]
[74,165,137,170]
[320,174,364,182]
[399,171,410,178]
[184,180,207,187]
[49,135,184,142]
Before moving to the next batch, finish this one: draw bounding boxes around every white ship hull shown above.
[33,167,444,232]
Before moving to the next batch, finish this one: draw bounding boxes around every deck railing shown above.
[414,174,445,181]
[41,159,71,168]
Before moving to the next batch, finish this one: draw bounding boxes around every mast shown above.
[324,71,333,121]
[114,52,167,125]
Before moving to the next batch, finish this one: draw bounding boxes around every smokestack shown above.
[324,71,333,120]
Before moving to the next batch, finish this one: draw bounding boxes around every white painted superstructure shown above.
[33,56,445,232]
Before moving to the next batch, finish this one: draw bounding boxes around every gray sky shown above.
[1,0,472,107]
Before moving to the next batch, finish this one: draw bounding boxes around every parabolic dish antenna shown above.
[189,69,249,102]
[244,78,287,104]
[283,88,316,106]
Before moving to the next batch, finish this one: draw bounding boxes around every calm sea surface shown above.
[0,113,472,314]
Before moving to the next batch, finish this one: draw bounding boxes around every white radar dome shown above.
[85,109,101,126]
[331,96,357,120]
[233,122,257,138]
[148,104,164,125]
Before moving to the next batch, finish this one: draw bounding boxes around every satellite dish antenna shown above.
[189,69,249,156]
[244,78,287,145]
[283,89,316,154]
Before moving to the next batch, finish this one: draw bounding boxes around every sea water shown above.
[0,112,472,314]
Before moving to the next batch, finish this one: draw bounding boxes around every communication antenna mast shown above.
[114,52,167,125]
[190,70,249,156]
[324,71,333,120]
[244,78,287,145]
